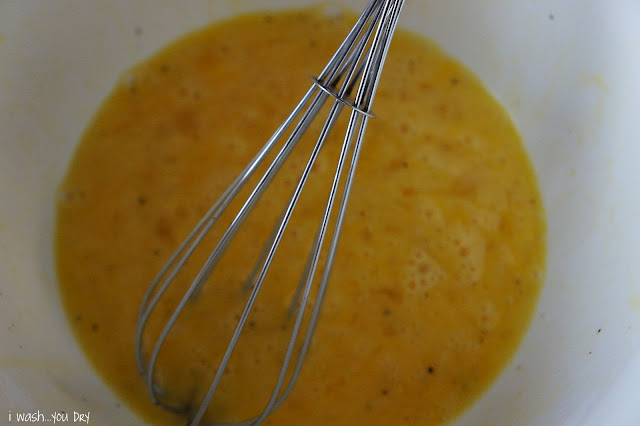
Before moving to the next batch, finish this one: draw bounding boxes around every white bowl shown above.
[1,0,639,424]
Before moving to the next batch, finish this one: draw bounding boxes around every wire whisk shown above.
[135,0,405,424]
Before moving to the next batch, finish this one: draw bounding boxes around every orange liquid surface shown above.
[56,8,546,425]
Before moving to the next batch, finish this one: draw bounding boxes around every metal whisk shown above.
[135,0,405,424]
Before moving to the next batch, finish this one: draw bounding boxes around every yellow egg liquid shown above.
[56,8,546,425]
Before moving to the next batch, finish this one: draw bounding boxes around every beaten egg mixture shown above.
[56,7,546,425]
